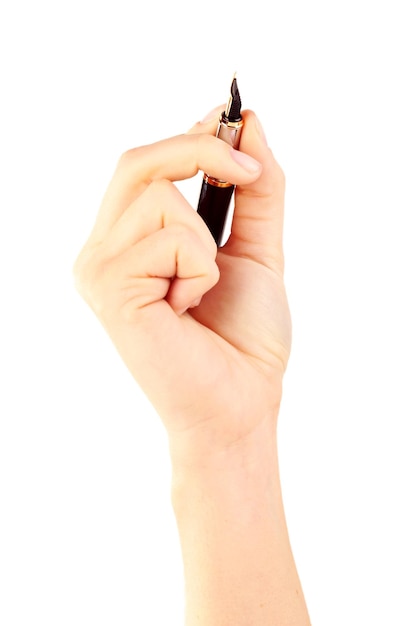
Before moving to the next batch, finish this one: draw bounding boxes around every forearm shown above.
[170,418,311,626]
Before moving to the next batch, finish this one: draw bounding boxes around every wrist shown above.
[168,408,310,626]
[169,412,280,506]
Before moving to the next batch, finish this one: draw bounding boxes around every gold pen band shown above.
[203,174,234,188]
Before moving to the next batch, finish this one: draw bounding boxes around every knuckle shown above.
[168,221,192,244]
[195,132,217,155]
[73,246,107,312]
[72,249,90,295]
[275,161,286,189]
[116,146,146,172]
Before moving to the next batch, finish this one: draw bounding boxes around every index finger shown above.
[89,132,262,243]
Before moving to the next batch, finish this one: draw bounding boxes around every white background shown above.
[1,0,415,624]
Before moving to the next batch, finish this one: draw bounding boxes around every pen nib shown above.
[225,75,242,122]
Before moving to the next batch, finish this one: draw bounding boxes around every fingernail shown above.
[230,148,262,173]
[255,114,268,145]
[176,297,202,316]
[200,105,223,124]
[189,296,202,308]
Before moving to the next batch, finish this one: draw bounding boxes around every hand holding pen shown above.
[74,91,310,625]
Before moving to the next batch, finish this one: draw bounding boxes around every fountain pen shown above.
[197,76,243,246]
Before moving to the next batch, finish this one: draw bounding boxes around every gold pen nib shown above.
[225,73,242,121]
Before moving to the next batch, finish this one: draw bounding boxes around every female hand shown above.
[74,108,290,465]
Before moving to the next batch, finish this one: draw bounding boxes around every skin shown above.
[74,107,311,625]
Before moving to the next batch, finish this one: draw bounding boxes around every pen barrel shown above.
[197,176,235,245]
[197,116,243,245]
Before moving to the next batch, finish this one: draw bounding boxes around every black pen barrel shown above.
[197,179,235,246]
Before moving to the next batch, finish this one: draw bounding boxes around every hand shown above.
[74,109,290,464]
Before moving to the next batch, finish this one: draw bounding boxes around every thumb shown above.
[224,110,286,273]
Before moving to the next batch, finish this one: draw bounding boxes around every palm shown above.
[145,250,291,442]
[193,251,290,372]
